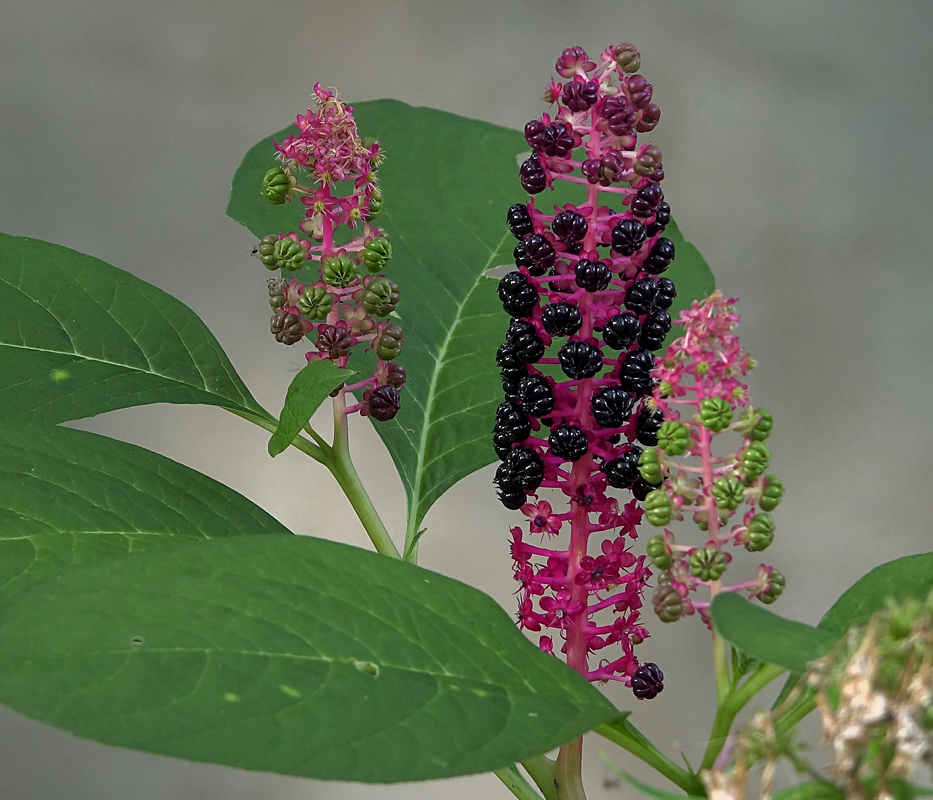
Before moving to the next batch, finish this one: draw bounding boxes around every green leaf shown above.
[0,534,617,783]
[711,593,838,674]
[268,360,353,456]
[226,100,716,541]
[0,233,271,423]
[0,424,291,603]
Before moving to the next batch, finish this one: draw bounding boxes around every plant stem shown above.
[555,738,587,800]
[521,755,560,800]
[494,765,547,800]
[227,408,327,463]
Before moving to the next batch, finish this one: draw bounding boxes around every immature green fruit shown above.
[646,534,673,569]
[322,256,357,288]
[759,475,784,512]
[643,490,672,527]
[750,408,773,441]
[657,420,689,456]
[757,569,785,604]
[357,276,400,317]
[267,277,287,309]
[652,584,684,623]
[745,513,775,552]
[366,185,384,220]
[297,286,333,320]
[689,546,728,581]
[272,237,308,272]
[638,448,663,485]
[698,397,733,432]
[711,476,745,510]
[256,234,279,269]
[375,323,404,361]
[260,167,297,205]
[362,236,392,273]
[741,441,771,479]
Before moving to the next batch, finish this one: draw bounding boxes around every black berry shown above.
[520,155,547,194]
[507,204,534,238]
[513,242,534,270]
[645,238,675,275]
[559,341,604,380]
[538,122,575,157]
[655,277,676,309]
[635,405,664,446]
[618,348,655,394]
[541,302,582,336]
[655,202,671,227]
[518,374,556,417]
[602,447,642,488]
[625,278,659,315]
[494,406,532,444]
[631,662,664,699]
[602,312,641,350]
[611,219,647,256]
[632,476,661,501]
[496,342,523,371]
[505,446,545,492]
[632,183,664,218]
[591,385,635,427]
[574,258,612,292]
[498,272,538,317]
[494,463,525,510]
[548,424,589,462]
[509,330,545,364]
[522,234,556,274]
[368,386,401,422]
[638,310,672,351]
[523,120,546,149]
[552,211,588,243]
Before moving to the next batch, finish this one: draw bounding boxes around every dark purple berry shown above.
[523,120,546,150]
[625,278,659,315]
[603,447,642,488]
[494,405,531,443]
[494,463,525,509]
[602,312,641,350]
[558,341,603,380]
[548,424,589,461]
[551,211,588,243]
[581,159,602,184]
[626,74,653,109]
[562,79,599,112]
[496,342,523,371]
[601,95,636,137]
[518,375,555,417]
[611,219,647,256]
[635,405,664,446]
[541,302,582,337]
[520,155,547,194]
[498,272,538,317]
[500,367,526,395]
[574,258,612,292]
[539,122,575,157]
[655,278,677,310]
[655,202,671,227]
[632,476,661,501]
[513,241,534,270]
[631,662,664,699]
[636,103,661,133]
[522,234,556,274]
[493,430,514,459]
[507,318,537,340]
[618,348,655,394]
[591,385,635,428]
[638,310,672,351]
[511,331,545,364]
[505,446,545,492]
[631,183,664,218]
[507,203,534,238]
[645,238,675,275]
[368,385,401,422]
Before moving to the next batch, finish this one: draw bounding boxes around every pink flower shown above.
[521,500,563,535]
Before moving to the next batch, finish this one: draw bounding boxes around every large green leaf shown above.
[0,424,291,603]
[0,534,617,782]
[227,100,715,542]
[710,593,838,674]
[0,233,271,423]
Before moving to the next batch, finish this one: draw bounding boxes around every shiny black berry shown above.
[541,302,582,337]
[639,310,672,351]
[625,278,659,315]
[509,331,545,364]
[635,405,664,446]
[498,272,538,317]
[591,385,635,428]
[494,463,525,509]
[522,234,556,274]
[518,375,555,417]
[602,447,642,489]
[505,446,544,492]
[602,312,641,350]
[655,278,677,310]
[631,662,664,699]
[632,476,661,501]
[655,202,671,227]
[645,238,675,275]
[559,341,603,380]
[539,122,575,157]
[574,258,612,292]
[618,348,655,394]
[501,367,526,395]
[513,242,534,270]
[507,203,534,238]
[632,183,664,218]
[523,120,546,149]
[492,430,514,460]
[551,211,588,243]
[494,406,531,444]
[520,155,547,194]
[507,319,537,341]
[611,219,647,256]
[548,424,589,461]
[496,341,523,371]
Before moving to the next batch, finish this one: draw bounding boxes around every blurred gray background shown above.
[2,0,932,798]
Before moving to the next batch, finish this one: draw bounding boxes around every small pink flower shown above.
[520,500,563,535]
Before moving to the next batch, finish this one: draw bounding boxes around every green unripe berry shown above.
[260,167,297,205]
[759,475,784,512]
[297,286,334,320]
[750,408,773,441]
[357,276,400,317]
[745,513,775,551]
[657,420,690,456]
[322,256,358,288]
[362,236,392,273]
[757,569,785,604]
[274,237,308,272]
[638,448,664,485]
[366,185,384,220]
[652,584,684,623]
[711,477,745,510]
[741,441,771,479]
[698,397,733,432]
[689,545,728,581]
[375,323,404,361]
[646,534,673,570]
[643,490,672,527]
[256,234,279,269]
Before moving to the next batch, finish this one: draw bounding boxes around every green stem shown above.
[771,779,844,800]
[776,692,817,737]
[555,737,587,800]
[494,765,546,800]
[595,718,704,795]
[227,408,327,463]
[521,755,559,800]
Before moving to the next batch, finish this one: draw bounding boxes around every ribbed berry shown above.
[498,272,538,317]
[631,662,664,699]
[638,309,672,351]
[645,238,675,274]
[591,385,635,428]
[505,446,545,492]
[618,348,655,393]
[494,463,525,510]
[635,405,664,446]
[632,183,663,218]
[520,155,547,194]
[574,258,612,292]
[507,203,534,238]
[508,324,546,363]
[626,75,653,109]
[625,278,659,315]
[522,234,556,274]
[492,430,513,460]
[518,374,556,417]
[558,341,604,380]
[551,211,588,243]
[523,120,546,149]
[562,79,599,112]
[541,302,583,337]
[496,342,524,372]
[602,312,641,350]
[602,447,642,488]
[655,277,676,309]
[494,406,532,444]
[500,366,526,395]
[538,122,575,157]
[368,385,401,422]
[637,103,661,133]
[601,95,636,136]
[655,202,671,227]
[548,424,589,461]
[631,476,661,501]
[513,242,534,270]
[611,219,647,256]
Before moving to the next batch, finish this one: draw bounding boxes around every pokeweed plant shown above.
[0,40,929,800]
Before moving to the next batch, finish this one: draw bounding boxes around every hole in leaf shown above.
[131,636,143,645]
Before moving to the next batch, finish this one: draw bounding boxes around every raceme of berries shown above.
[640,291,785,626]
[254,84,404,422]
[496,42,676,696]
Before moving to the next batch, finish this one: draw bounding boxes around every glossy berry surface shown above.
[602,312,641,350]
[548,424,589,461]
[509,330,545,364]
[618,348,655,393]
[611,219,647,256]
[625,278,659,315]
[591,385,635,428]
[541,302,583,337]
[638,309,672,351]
[631,662,664,699]
[368,385,401,422]
[522,234,556,274]
[602,447,642,488]
[519,155,547,194]
[518,374,556,417]
[655,277,677,309]
[551,211,588,243]
[558,341,604,380]
[645,237,675,274]
[507,203,533,238]
[505,446,545,492]
[574,258,612,292]
[498,272,538,317]
[635,405,664,446]
[631,183,663,218]
[562,79,599,112]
